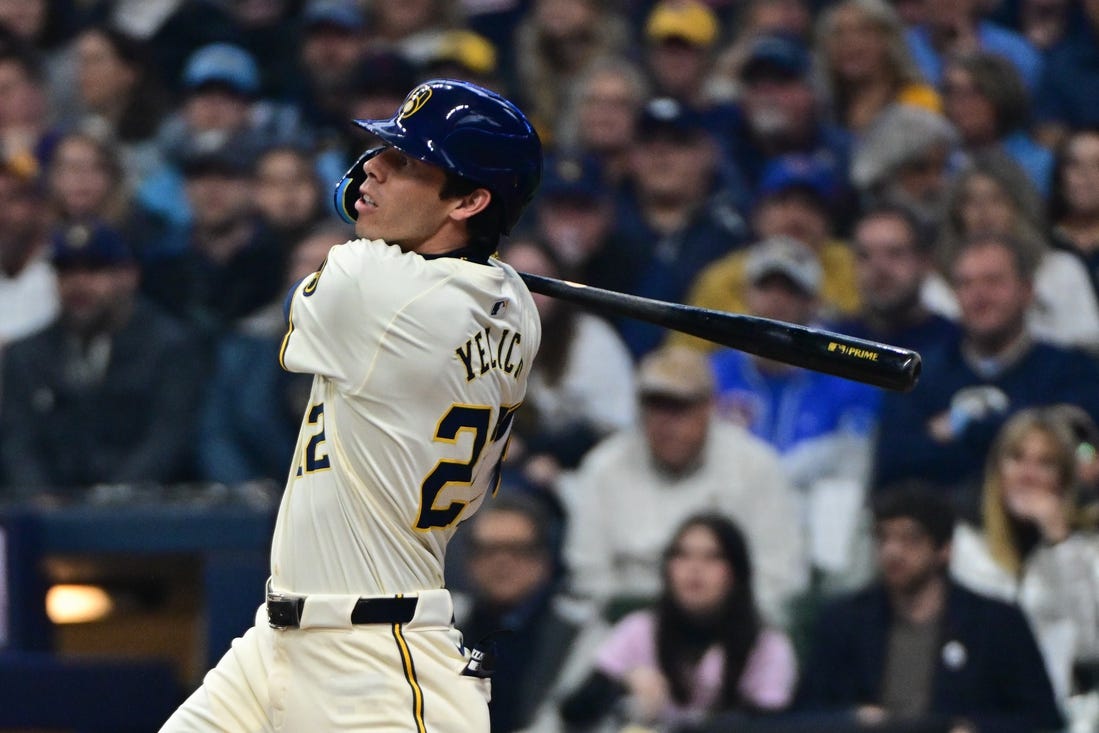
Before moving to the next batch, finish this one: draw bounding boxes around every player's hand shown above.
[624,667,670,724]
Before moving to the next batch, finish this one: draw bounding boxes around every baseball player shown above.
[160,79,543,732]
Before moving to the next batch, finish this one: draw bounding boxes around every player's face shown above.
[467,511,550,607]
[666,524,734,616]
[874,517,948,595]
[853,215,927,314]
[353,147,463,251]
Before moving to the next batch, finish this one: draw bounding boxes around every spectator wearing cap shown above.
[815,0,942,136]
[0,222,206,495]
[723,33,852,189]
[414,29,501,91]
[140,139,285,339]
[527,152,633,293]
[562,344,808,627]
[643,0,722,108]
[0,157,57,346]
[138,42,308,230]
[903,0,1043,93]
[672,153,859,353]
[294,0,368,133]
[851,103,963,232]
[611,96,749,359]
[707,236,881,500]
[142,0,301,101]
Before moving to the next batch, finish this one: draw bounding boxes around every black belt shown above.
[267,593,418,628]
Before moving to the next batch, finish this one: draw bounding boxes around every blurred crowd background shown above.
[0,0,1098,731]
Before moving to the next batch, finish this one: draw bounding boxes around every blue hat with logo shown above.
[637,97,707,140]
[182,43,260,96]
[303,0,365,32]
[539,153,607,202]
[757,154,842,206]
[51,222,134,269]
[740,34,811,82]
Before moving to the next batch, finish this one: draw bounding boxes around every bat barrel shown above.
[518,272,921,392]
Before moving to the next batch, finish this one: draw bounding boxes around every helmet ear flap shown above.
[333,147,383,224]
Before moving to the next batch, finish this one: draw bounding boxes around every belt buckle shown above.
[267,592,303,628]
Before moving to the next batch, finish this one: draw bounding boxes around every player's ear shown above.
[449,187,492,223]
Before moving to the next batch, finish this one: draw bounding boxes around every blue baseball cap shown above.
[539,153,607,202]
[51,223,134,270]
[637,97,708,140]
[757,154,841,206]
[740,34,811,82]
[303,0,365,32]
[182,43,260,96]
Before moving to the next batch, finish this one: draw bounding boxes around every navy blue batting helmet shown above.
[334,79,542,235]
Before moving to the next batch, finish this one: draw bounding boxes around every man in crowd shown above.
[0,222,205,494]
[796,487,1063,733]
[563,344,808,627]
[871,232,1099,514]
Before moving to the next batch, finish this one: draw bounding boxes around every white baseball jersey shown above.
[271,238,541,596]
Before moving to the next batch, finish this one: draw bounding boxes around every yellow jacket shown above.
[668,239,861,352]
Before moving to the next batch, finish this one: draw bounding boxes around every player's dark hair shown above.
[440,171,506,255]
[872,484,956,548]
[656,513,762,712]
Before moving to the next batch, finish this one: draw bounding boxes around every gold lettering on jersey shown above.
[455,328,524,381]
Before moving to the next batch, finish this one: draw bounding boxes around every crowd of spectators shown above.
[1,0,1098,730]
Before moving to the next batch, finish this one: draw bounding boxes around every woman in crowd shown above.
[497,236,636,495]
[1048,128,1099,305]
[559,513,797,731]
[512,0,630,140]
[940,51,1052,196]
[927,150,1099,349]
[815,0,940,136]
[45,129,172,259]
[952,407,1099,709]
[66,24,172,183]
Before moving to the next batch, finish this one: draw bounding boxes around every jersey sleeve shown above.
[279,240,367,388]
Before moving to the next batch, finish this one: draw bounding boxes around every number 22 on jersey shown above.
[295,401,520,531]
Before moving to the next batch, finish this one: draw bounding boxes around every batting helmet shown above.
[334,79,542,235]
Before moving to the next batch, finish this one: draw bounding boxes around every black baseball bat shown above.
[518,272,921,392]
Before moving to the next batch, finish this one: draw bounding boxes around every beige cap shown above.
[637,345,715,402]
[744,236,822,296]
